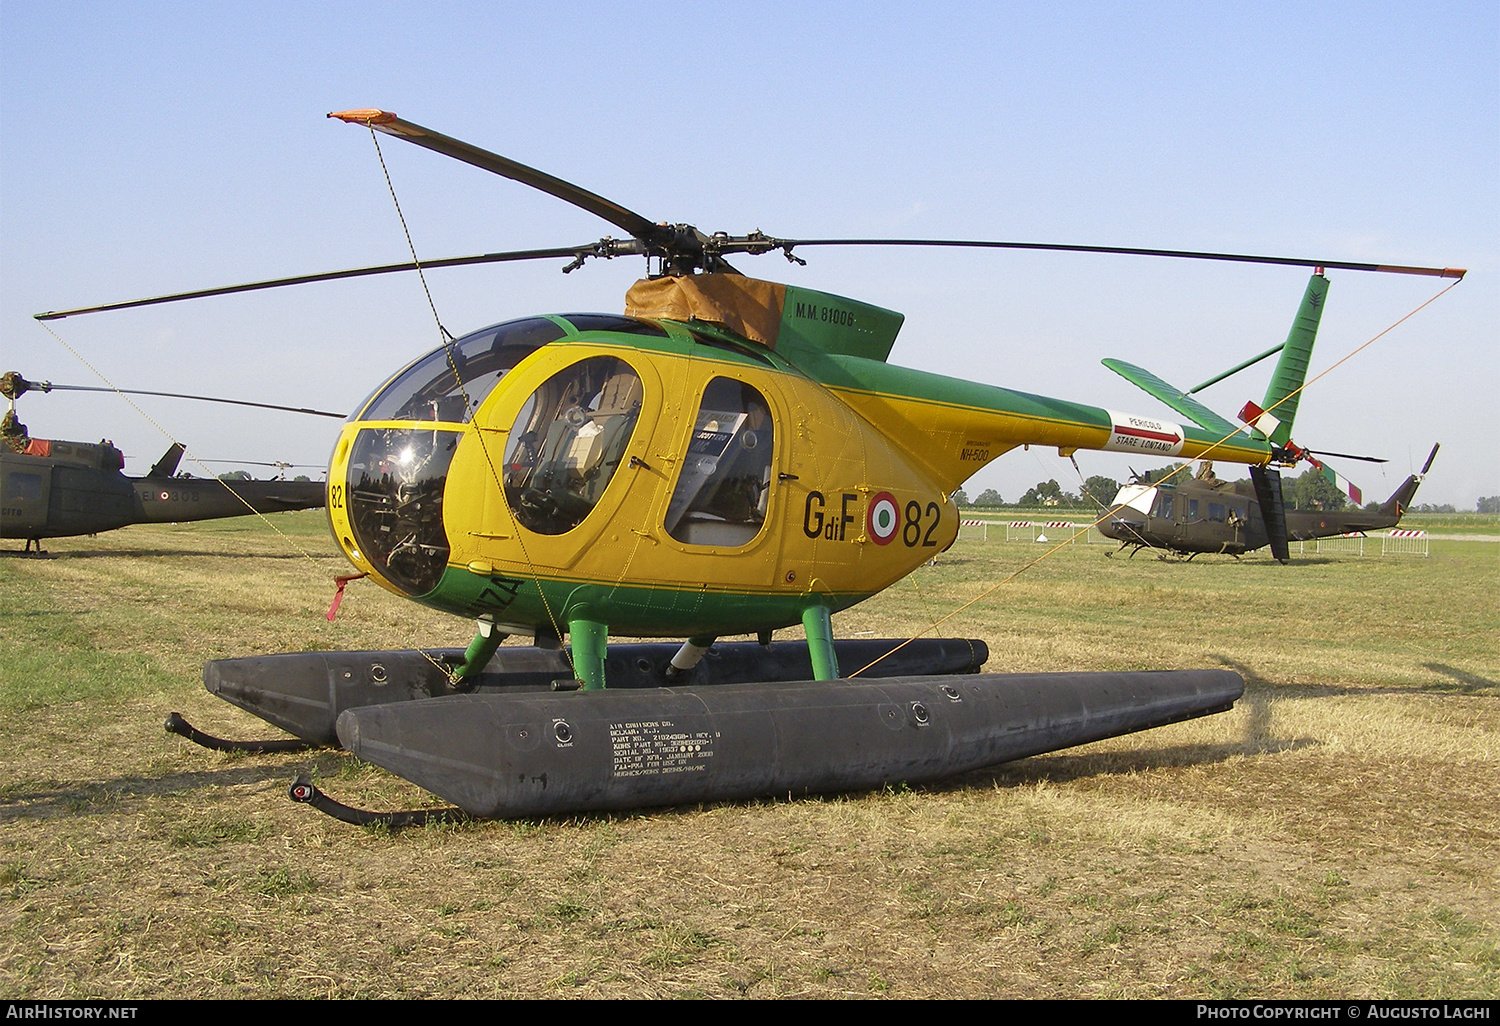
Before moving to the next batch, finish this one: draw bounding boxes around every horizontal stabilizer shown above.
[1101,359,1240,437]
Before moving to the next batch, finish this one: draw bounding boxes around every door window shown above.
[503,357,643,535]
[664,377,775,547]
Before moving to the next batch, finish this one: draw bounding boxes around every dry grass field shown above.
[2,511,1495,999]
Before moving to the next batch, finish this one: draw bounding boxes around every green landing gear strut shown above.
[801,605,839,681]
[450,618,507,683]
[569,618,609,690]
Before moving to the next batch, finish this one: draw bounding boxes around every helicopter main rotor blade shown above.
[11,376,345,419]
[777,238,1466,279]
[33,245,608,321]
[330,109,665,246]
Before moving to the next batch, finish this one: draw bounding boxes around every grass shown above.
[0,511,1495,998]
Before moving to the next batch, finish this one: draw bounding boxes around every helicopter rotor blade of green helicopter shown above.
[5,374,345,419]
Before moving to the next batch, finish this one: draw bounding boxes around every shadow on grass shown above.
[1214,655,1484,700]
[1420,662,1498,696]
[0,759,322,822]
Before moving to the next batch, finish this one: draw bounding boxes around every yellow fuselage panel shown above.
[830,387,1103,491]
[432,344,956,602]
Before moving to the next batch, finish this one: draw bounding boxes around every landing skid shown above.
[170,638,988,752]
[164,712,318,754]
[166,638,1243,824]
[1,545,54,558]
[288,775,468,828]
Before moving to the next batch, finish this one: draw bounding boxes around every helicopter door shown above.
[663,377,775,548]
[0,462,51,537]
[502,356,645,537]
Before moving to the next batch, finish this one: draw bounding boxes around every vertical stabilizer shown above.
[1258,273,1329,444]
[1379,443,1439,518]
[147,443,185,479]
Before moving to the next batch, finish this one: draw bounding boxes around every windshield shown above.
[346,426,462,596]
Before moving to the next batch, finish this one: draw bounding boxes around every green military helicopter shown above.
[1099,447,1438,560]
[1,371,333,553]
[1089,272,1441,560]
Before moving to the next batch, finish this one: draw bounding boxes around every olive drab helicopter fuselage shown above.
[1098,446,1438,559]
[35,109,1463,821]
[1,433,327,552]
[1,372,333,552]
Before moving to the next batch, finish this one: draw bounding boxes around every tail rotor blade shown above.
[1304,448,1387,464]
[1250,465,1290,564]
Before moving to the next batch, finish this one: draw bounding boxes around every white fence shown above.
[1313,531,1431,557]
[959,516,1430,557]
[1316,532,1366,556]
[997,519,1095,543]
[948,517,1111,544]
[1382,529,1430,557]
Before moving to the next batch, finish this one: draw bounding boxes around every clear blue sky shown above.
[3,1,1495,506]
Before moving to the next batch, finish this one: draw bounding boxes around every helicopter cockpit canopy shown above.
[355,317,568,424]
[344,314,672,594]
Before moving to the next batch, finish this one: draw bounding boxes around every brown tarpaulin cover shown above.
[624,274,786,348]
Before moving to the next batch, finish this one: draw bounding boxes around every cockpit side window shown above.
[664,377,775,547]
[503,357,643,535]
[357,317,567,423]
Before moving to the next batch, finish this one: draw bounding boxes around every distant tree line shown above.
[953,475,1122,509]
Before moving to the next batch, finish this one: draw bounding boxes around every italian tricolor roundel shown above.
[868,492,899,545]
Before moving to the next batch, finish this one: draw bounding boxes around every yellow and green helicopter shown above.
[38,110,1463,823]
